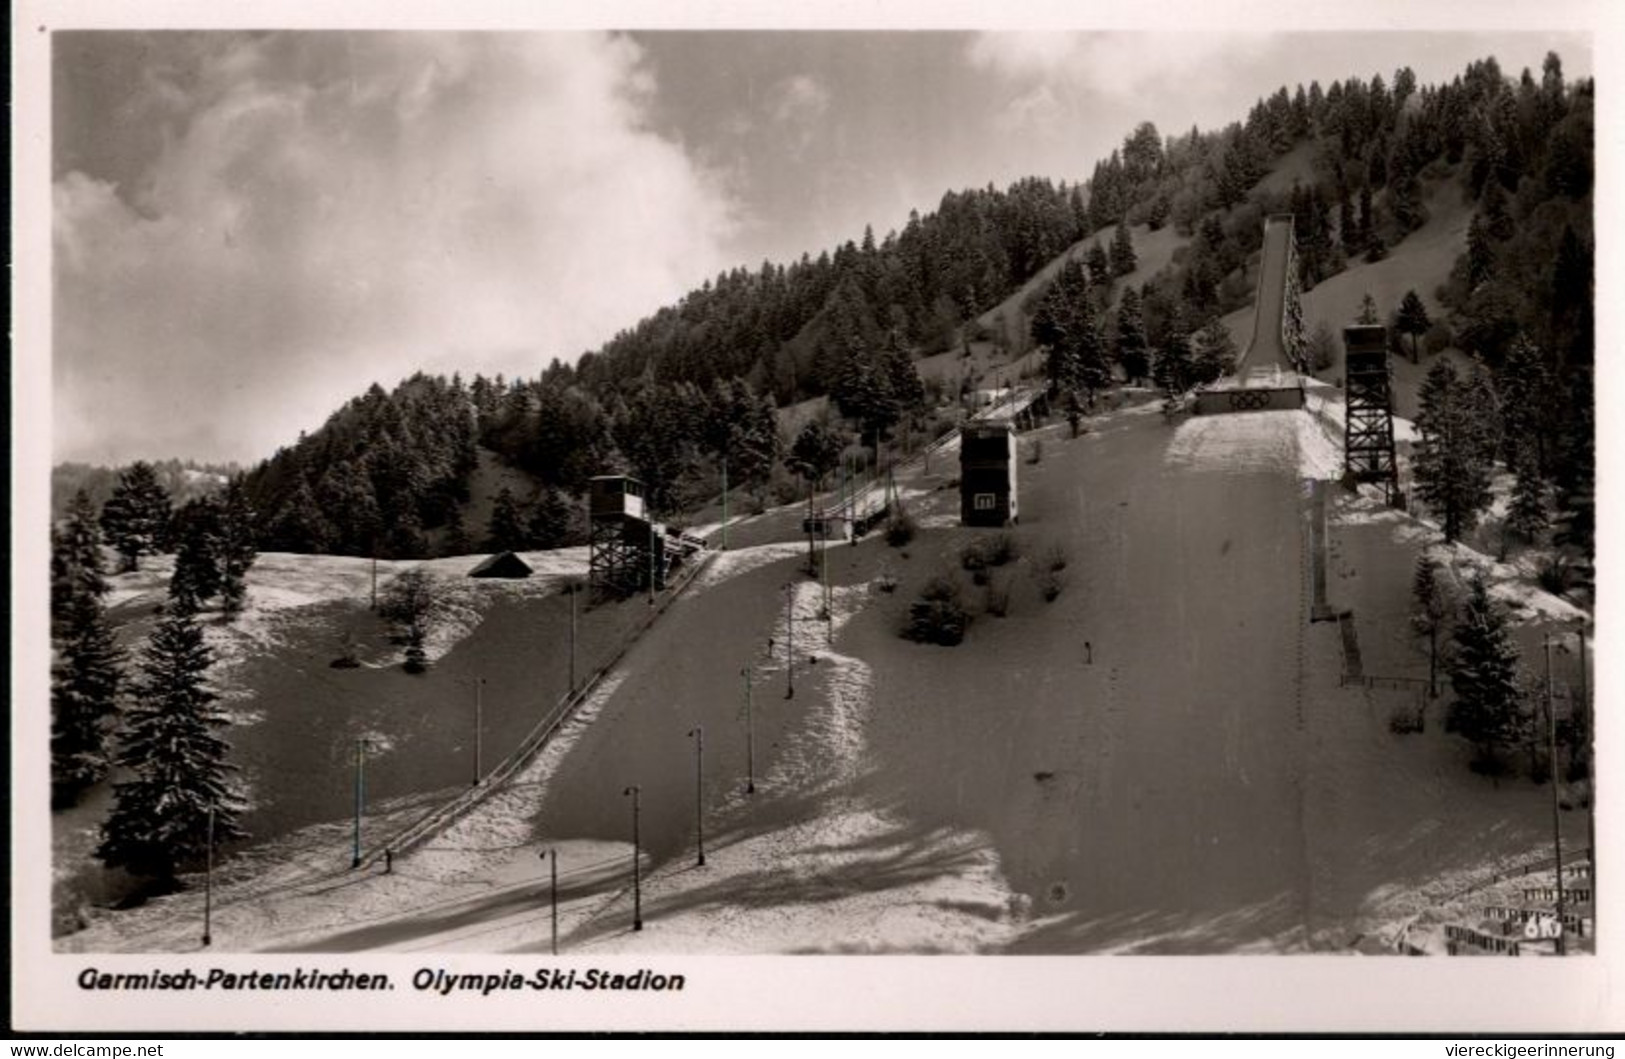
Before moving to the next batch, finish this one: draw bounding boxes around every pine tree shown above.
[1447,576,1525,774]
[1396,290,1431,360]
[1072,293,1113,402]
[1413,359,1493,542]
[1110,220,1137,276]
[269,479,332,554]
[1086,242,1112,289]
[528,488,572,550]
[1553,372,1595,572]
[1356,293,1380,325]
[1465,212,1497,289]
[1504,450,1549,548]
[168,499,223,615]
[1190,317,1238,385]
[1498,335,1551,470]
[1153,326,1193,396]
[52,489,108,641]
[217,479,258,620]
[1113,287,1151,385]
[51,593,125,807]
[787,421,847,489]
[486,487,526,553]
[97,610,244,883]
[443,505,474,555]
[1410,553,1450,698]
[100,462,173,572]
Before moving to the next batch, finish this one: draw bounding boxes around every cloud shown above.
[764,73,832,157]
[53,32,739,464]
[771,73,832,124]
[969,31,1274,104]
[996,84,1064,132]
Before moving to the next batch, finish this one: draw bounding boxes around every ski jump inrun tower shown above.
[1192,213,1307,415]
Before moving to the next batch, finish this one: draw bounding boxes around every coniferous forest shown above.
[205,54,1587,582]
[54,53,1594,582]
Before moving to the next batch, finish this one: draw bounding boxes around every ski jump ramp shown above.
[1194,213,1307,415]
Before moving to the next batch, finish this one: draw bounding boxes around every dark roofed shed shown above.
[469,551,533,579]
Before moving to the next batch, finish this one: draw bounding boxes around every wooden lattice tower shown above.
[588,475,664,601]
[1343,324,1400,504]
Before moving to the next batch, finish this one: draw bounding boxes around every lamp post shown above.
[541,848,559,956]
[743,665,756,795]
[1545,635,1567,955]
[202,803,215,947]
[623,785,642,931]
[1579,627,1592,870]
[688,725,706,867]
[469,676,486,787]
[351,737,369,868]
[568,582,578,694]
[784,581,795,699]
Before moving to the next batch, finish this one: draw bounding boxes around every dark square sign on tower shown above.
[1343,324,1401,505]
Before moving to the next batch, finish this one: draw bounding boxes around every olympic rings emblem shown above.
[1228,390,1271,411]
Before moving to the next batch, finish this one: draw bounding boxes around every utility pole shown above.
[352,737,368,868]
[470,676,486,787]
[623,785,642,931]
[688,726,706,867]
[1545,635,1567,955]
[203,803,215,947]
[785,581,795,699]
[648,522,656,606]
[822,530,833,645]
[541,848,559,956]
[1579,628,1592,868]
[721,457,729,552]
[568,582,577,694]
[742,665,756,795]
[371,552,379,612]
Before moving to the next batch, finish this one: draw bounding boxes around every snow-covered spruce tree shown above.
[442,504,474,555]
[1410,553,1451,698]
[485,486,526,553]
[97,609,243,883]
[52,489,109,640]
[528,487,571,550]
[1113,286,1150,385]
[1447,576,1524,775]
[100,462,173,573]
[51,592,126,807]
[52,491,124,805]
[1110,219,1137,277]
[1190,317,1238,386]
[1503,451,1550,550]
[1152,325,1193,397]
[168,498,223,615]
[1413,359,1492,542]
[1396,290,1431,360]
[217,478,259,619]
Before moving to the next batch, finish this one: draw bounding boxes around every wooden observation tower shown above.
[588,475,666,601]
[1342,324,1401,505]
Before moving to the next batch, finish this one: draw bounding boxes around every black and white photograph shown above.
[12,0,1619,1034]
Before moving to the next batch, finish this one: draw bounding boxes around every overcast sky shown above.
[51,28,1591,465]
